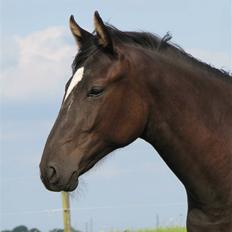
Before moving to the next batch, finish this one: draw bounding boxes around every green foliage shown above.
[48,228,81,232]
[49,229,64,232]
[71,227,82,232]
[2,226,185,232]
[1,227,41,232]
[12,226,28,232]
[29,229,41,232]
[122,227,186,232]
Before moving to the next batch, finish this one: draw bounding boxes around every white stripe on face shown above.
[64,67,84,101]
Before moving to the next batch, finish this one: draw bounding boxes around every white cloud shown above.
[1,27,76,102]
[1,28,231,102]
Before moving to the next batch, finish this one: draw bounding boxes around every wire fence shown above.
[2,202,187,231]
[1,176,187,231]
[2,202,186,216]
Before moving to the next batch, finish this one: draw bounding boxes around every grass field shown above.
[122,227,186,232]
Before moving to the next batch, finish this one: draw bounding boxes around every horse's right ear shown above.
[69,15,93,48]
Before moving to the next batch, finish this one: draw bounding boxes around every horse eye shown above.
[87,87,104,97]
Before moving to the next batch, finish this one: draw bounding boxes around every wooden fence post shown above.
[61,191,71,232]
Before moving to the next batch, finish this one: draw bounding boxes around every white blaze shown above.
[64,67,84,101]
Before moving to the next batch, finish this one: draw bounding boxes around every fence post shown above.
[62,191,72,232]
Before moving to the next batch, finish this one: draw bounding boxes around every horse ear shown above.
[69,15,93,48]
[93,11,114,54]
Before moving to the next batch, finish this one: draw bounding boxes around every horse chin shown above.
[64,178,79,192]
[63,171,79,192]
[42,171,79,192]
[43,180,78,192]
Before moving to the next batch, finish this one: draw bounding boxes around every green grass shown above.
[121,227,186,232]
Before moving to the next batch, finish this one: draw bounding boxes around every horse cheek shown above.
[109,94,146,146]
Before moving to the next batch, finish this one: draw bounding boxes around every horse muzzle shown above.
[40,162,79,192]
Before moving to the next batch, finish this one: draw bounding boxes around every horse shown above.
[40,11,232,232]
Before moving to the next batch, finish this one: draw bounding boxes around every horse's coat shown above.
[40,12,232,232]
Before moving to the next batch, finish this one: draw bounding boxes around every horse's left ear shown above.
[94,11,114,54]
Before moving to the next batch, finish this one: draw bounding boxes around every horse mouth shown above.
[41,171,79,192]
[64,171,79,192]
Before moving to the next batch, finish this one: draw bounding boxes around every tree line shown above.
[1,225,82,232]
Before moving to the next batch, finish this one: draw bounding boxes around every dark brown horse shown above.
[40,12,232,232]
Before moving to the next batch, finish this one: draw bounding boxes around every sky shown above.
[0,0,231,231]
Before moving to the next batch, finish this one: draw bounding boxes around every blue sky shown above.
[1,1,231,231]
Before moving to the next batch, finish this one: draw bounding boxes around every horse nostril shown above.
[47,165,59,184]
[48,166,56,178]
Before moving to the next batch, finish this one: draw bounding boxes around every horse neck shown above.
[136,49,232,205]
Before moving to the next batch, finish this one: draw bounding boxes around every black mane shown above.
[72,25,231,81]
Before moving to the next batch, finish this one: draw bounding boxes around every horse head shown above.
[40,12,148,191]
